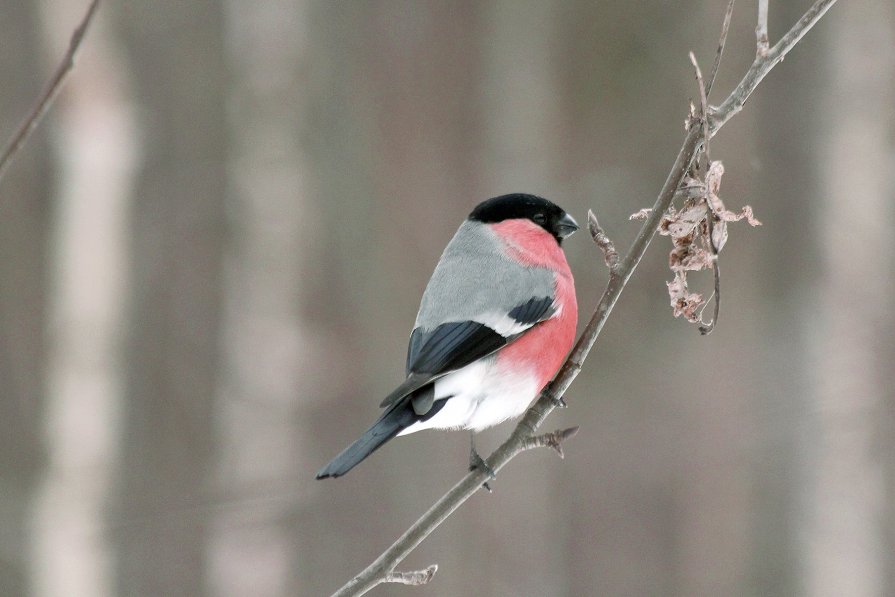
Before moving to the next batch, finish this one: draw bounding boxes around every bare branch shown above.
[698,258,721,335]
[688,52,721,335]
[757,0,770,57]
[0,0,100,186]
[688,51,711,163]
[711,0,838,133]
[384,566,438,586]
[329,2,839,594]
[706,0,736,98]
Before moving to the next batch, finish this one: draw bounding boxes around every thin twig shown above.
[706,0,736,98]
[0,0,100,185]
[699,252,721,335]
[711,0,837,133]
[757,0,770,57]
[689,52,711,164]
[689,52,721,335]
[330,2,839,594]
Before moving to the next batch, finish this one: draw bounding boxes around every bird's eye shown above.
[533,213,547,225]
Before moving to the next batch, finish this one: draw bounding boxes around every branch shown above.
[0,0,100,185]
[706,0,736,98]
[757,0,770,57]
[710,0,837,133]
[330,2,838,594]
[688,52,721,335]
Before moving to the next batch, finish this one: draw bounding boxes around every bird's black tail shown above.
[315,402,417,479]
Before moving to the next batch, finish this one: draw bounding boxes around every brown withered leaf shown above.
[662,202,705,239]
[705,161,724,197]
[670,243,713,272]
[667,272,704,322]
[711,219,728,252]
[629,208,652,221]
[719,204,761,225]
[710,205,761,251]
[630,159,761,325]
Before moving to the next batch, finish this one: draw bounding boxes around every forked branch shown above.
[331,1,838,594]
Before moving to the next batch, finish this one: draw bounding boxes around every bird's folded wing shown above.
[380,296,556,408]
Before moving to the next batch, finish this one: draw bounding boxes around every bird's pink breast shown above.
[491,220,578,390]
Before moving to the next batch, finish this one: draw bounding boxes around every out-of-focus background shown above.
[0,1,891,596]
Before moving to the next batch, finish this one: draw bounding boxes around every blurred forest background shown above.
[0,1,891,596]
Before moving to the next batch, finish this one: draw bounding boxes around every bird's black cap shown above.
[469,193,578,244]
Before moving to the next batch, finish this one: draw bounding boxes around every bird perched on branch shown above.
[316,193,578,480]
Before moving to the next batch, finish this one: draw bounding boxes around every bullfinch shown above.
[316,193,578,479]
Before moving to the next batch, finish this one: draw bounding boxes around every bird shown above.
[316,193,578,480]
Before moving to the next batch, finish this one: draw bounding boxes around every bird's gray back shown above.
[414,221,555,330]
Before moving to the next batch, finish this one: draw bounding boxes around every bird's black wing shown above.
[380,321,505,408]
[409,320,508,375]
[507,295,556,327]
[381,296,555,408]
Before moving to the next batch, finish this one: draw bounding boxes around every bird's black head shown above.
[469,193,579,244]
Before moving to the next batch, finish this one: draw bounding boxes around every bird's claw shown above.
[468,438,496,492]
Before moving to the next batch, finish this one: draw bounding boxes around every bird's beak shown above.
[556,213,579,239]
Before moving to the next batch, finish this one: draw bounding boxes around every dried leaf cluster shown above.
[631,161,761,323]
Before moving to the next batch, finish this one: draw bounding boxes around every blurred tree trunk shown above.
[744,3,839,595]
[803,3,894,596]
[33,4,132,596]
[112,3,229,595]
[293,4,377,595]
[298,3,489,594]
[0,3,54,595]
[749,2,826,593]
[209,1,311,595]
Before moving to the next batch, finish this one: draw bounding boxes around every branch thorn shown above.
[706,0,736,97]
[529,426,580,459]
[385,565,438,586]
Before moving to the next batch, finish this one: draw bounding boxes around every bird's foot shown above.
[468,435,496,493]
